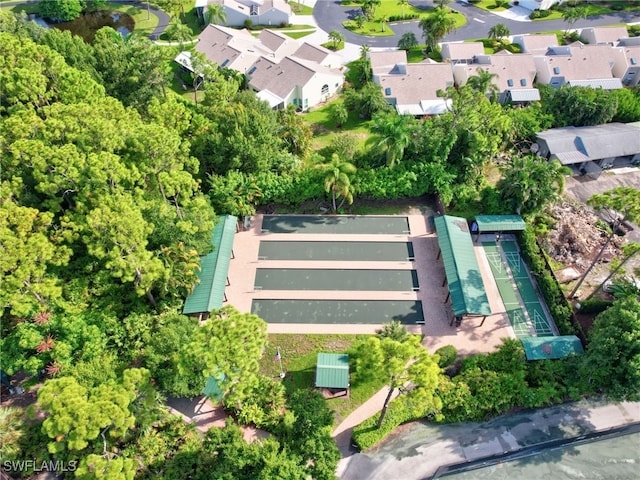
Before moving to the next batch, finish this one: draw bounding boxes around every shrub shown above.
[577,298,613,314]
[518,229,578,337]
[244,19,253,29]
[530,9,551,19]
[435,345,458,368]
[388,13,419,22]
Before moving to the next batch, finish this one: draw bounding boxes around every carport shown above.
[434,215,492,327]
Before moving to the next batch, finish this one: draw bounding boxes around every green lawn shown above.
[290,1,314,15]
[532,1,640,21]
[304,99,374,151]
[259,334,385,425]
[342,3,465,38]
[467,0,508,13]
[284,30,316,39]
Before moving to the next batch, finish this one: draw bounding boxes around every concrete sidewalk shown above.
[338,398,640,479]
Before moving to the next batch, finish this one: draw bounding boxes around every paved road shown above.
[338,398,640,480]
[313,0,640,48]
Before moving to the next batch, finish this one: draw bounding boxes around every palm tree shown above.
[398,31,418,51]
[419,8,456,52]
[488,23,510,41]
[467,67,499,101]
[205,3,227,26]
[316,153,357,212]
[166,19,192,48]
[562,5,588,34]
[360,43,370,60]
[397,0,408,19]
[362,0,381,21]
[381,15,389,33]
[328,30,345,50]
[371,112,415,167]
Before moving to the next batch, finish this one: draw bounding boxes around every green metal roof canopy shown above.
[475,215,526,232]
[315,353,349,389]
[183,215,237,315]
[521,336,584,360]
[434,215,491,316]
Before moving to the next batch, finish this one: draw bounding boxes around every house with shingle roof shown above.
[452,51,540,103]
[246,56,343,110]
[178,24,344,110]
[512,34,559,54]
[533,43,623,90]
[369,50,453,115]
[580,26,629,46]
[611,42,640,87]
[196,0,292,27]
[440,42,485,64]
[536,123,640,175]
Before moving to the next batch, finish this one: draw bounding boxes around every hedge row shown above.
[518,228,579,337]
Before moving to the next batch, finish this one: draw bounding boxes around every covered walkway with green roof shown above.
[472,215,525,242]
[183,215,237,320]
[434,215,491,326]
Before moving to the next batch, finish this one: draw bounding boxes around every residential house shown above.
[440,42,485,64]
[579,26,629,46]
[533,43,623,89]
[179,24,345,110]
[196,0,292,27]
[452,51,540,103]
[292,42,342,69]
[246,56,343,110]
[536,123,640,176]
[612,41,640,87]
[512,33,559,54]
[369,50,454,115]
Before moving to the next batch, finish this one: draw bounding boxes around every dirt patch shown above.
[542,201,637,302]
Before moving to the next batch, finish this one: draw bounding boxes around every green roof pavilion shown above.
[434,215,491,319]
[183,215,237,316]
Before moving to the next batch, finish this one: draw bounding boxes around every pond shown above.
[40,10,134,43]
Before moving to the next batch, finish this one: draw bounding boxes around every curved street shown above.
[313,0,640,48]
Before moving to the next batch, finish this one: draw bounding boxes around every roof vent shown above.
[248,66,257,74]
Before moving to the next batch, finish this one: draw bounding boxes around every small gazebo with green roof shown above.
[315,353,349,398]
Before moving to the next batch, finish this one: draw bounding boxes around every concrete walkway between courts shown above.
[338,398,640,480]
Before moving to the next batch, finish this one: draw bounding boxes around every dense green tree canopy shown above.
[582,297,640,400]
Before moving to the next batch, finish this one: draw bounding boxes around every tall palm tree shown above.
[328,30,345,50]
[360,43,370,60]
[488,23,510,41]
[205,3,227,26]
[419,8,456,52]
[467,67,499,101]
[397,0,408,19]
[371,112,415,167]
[316,153,357,212]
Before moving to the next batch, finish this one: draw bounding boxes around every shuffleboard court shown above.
[258,241,415,261]
[251,300,424,324]
[254,269,419,291]
[261,215,410,235]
